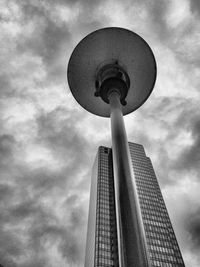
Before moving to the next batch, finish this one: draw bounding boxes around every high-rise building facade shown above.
[85,143,185,267]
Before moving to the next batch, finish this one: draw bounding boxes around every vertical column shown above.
[109,90,150,267]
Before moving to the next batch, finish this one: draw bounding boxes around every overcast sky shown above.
[0,0,200,266]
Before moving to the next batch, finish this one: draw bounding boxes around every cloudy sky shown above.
[0,0,200,266]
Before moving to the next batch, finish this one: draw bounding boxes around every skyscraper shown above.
[85,142,185,267]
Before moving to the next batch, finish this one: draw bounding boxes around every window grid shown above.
[94,147,119,267]
[129,143,185,267]
[93,144,185,267]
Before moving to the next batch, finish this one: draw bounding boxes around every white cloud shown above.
[184,251,200,267]
[0,0,22,22]
[1,98,36,124]
[97,0,149,34]
[55,4,81,26]
[165,130,194,160]
[154,44,199,98]
[22,143,66,171]
[165,0,191,29]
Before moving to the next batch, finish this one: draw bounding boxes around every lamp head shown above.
[67,27,157,117]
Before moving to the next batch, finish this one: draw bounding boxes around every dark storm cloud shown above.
[0,0,108,103]
[0,110,92,266]
[0,108,92,266]
[25,193,87,264]
[26,107,96,264]
[185,206,200,249]
[36,107,93,173]
[0,233,19,267]
[147,1,170,41]
[17,1,72,83]
[0,184,14,205]
[0,166,88,266]
[190,0,200,15]
[59,207,87,263]
[26,206,68,249]
[0,75,13,97]
[0,134,16,164]
[15,0,108,84]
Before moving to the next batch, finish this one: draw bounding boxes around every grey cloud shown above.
[0,108,91,265]
[171,103,200,174]
[0,75,13,98]
[0,135,16,164]
[36,107,93,173]
[0,110,91,266]
[0,179,86,266]
[10,200,41,220]
[185,206,200,249]
[20,259,46,267]
[27,202,86,265]
[190,0,200,15]
[0,229,22,267]
[147,1,170,41]
[129,95,200,191]
[0,0,108,100]
[0,184,14,203]
[16,0,107,82]
[131,97,187,184]
[18,6,71,83]
[174,119,200,173]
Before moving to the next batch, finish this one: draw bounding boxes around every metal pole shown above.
[109,90,150,267]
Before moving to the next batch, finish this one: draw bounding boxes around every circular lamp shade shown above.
[67,27,157,117]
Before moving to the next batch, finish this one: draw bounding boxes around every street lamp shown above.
[67,27,157,267]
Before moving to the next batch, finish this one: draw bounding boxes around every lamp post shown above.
[67,27,157,267]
